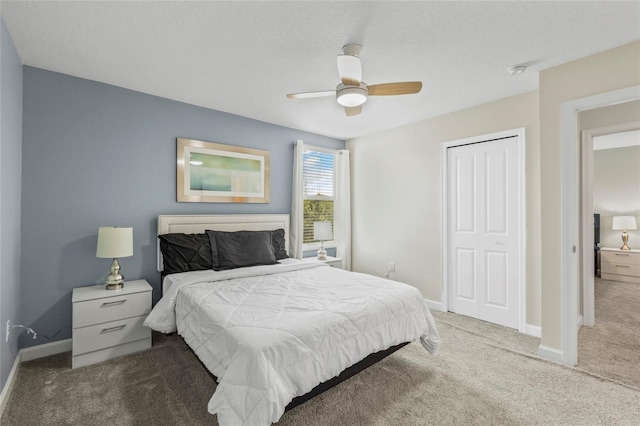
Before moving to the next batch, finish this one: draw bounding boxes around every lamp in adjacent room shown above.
[313,222,332,260]
[96,227,133,290]
[612,216,637,251]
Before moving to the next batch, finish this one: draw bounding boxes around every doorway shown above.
[578,123,640,386]
[559,84,640,366]
[442,128,526,332]
[581,121,640,326]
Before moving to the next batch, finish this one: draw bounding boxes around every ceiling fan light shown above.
[336,84,368,107]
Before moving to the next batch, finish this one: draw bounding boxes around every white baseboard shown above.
[0,338,72,417]
[424,298,445,312]
[0,352,22,419]
[537,344,564,364]
[429,300,542,338]
[525,324,541,338]
[20,338,71,362]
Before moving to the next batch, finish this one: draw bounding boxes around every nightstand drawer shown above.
[73,291,151,328]
[72,315,150,355]
[601,250,640,266]
[601,261,640,277]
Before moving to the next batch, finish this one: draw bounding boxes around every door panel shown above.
[448,137,520,329]
[456,248,476,300]
[486,251,508,307]
[456,155,476,232]
[485,150,508,234]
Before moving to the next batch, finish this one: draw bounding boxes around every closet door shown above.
[447,136,520,329]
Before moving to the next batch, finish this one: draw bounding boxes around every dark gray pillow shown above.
[271,228,289,260]
[158,233,213,274]
[206,230,277,270]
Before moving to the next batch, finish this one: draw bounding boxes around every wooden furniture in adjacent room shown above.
[72,279,152,368]
[600,248,640,284]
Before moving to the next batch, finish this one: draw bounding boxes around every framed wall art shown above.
[177,138,270,203]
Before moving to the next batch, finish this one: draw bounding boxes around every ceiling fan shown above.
[286,44,423,117]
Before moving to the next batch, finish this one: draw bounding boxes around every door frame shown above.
[560,85,640,366]
[581,121,640,327]
[441,127,527,333]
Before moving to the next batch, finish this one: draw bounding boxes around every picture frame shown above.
[177,138,270,203]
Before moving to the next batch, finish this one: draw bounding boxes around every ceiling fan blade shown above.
[287,90,335,99]
[337,54,362,86]
[367,82,422,96]
[344,105,362,117]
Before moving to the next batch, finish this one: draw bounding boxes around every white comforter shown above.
[144,261,440,425]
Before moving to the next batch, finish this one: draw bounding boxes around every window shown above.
[303,147,337,245]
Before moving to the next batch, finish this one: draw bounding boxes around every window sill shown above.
[303,242,337,251]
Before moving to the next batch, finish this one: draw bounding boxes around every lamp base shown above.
[105,282,124,290]
[105,258,125,290]
[317,241,327,260]
[620,231,631,251]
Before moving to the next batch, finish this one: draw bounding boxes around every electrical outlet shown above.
[5,320,10,343]
[389,262,396,272]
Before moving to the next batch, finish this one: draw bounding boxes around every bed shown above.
[144,214,440,425]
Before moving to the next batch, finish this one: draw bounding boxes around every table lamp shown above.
[313,222,332,260]
[612,216,637,251]
[96,227,133,289]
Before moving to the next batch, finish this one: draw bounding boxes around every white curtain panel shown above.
[290,140,304,259]
[336,149,352,270]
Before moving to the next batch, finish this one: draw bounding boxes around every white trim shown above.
[577,315,583,329]
[20,338,71,362]
[560,85,640,367]
[303,143,339,155]
[525,324,541,338]
[582,129,595,327]
[0,352,21,418]
[424,298,445,312]
[0,338,72,418]
[537,344,564,364]
[441,127,527,333]
[441,137,449,312]
[581,121,640,327]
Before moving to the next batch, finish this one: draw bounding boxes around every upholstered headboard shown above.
[156,214,290,272]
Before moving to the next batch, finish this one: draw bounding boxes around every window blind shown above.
[303,149,335,244]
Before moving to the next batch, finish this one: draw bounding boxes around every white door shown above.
[447,136,520,329]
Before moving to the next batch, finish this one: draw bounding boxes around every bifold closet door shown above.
[447,137,520,329]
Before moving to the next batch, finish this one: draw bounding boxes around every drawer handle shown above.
[615,264,631,268]
[614,253,630,256]
[101,300,126,307]
[101,324,126,333]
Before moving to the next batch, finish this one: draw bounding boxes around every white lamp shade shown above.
[612,216,638,231]
[313,222,332,241]
[96,227,133,258]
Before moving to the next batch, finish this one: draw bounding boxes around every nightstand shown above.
[600,248,640,284]
[302,256,343,269]
[72,279,152,368]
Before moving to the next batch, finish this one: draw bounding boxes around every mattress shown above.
[144,261,440,425]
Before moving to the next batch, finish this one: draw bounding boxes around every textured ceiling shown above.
[2,1,639,140]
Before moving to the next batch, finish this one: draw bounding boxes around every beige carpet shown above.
[578,277,640,388]
[2,311,639,425]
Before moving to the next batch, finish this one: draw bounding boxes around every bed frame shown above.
[156,214,408,412]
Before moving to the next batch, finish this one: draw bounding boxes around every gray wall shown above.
[21,67,343,348]
[1,17,23,389]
